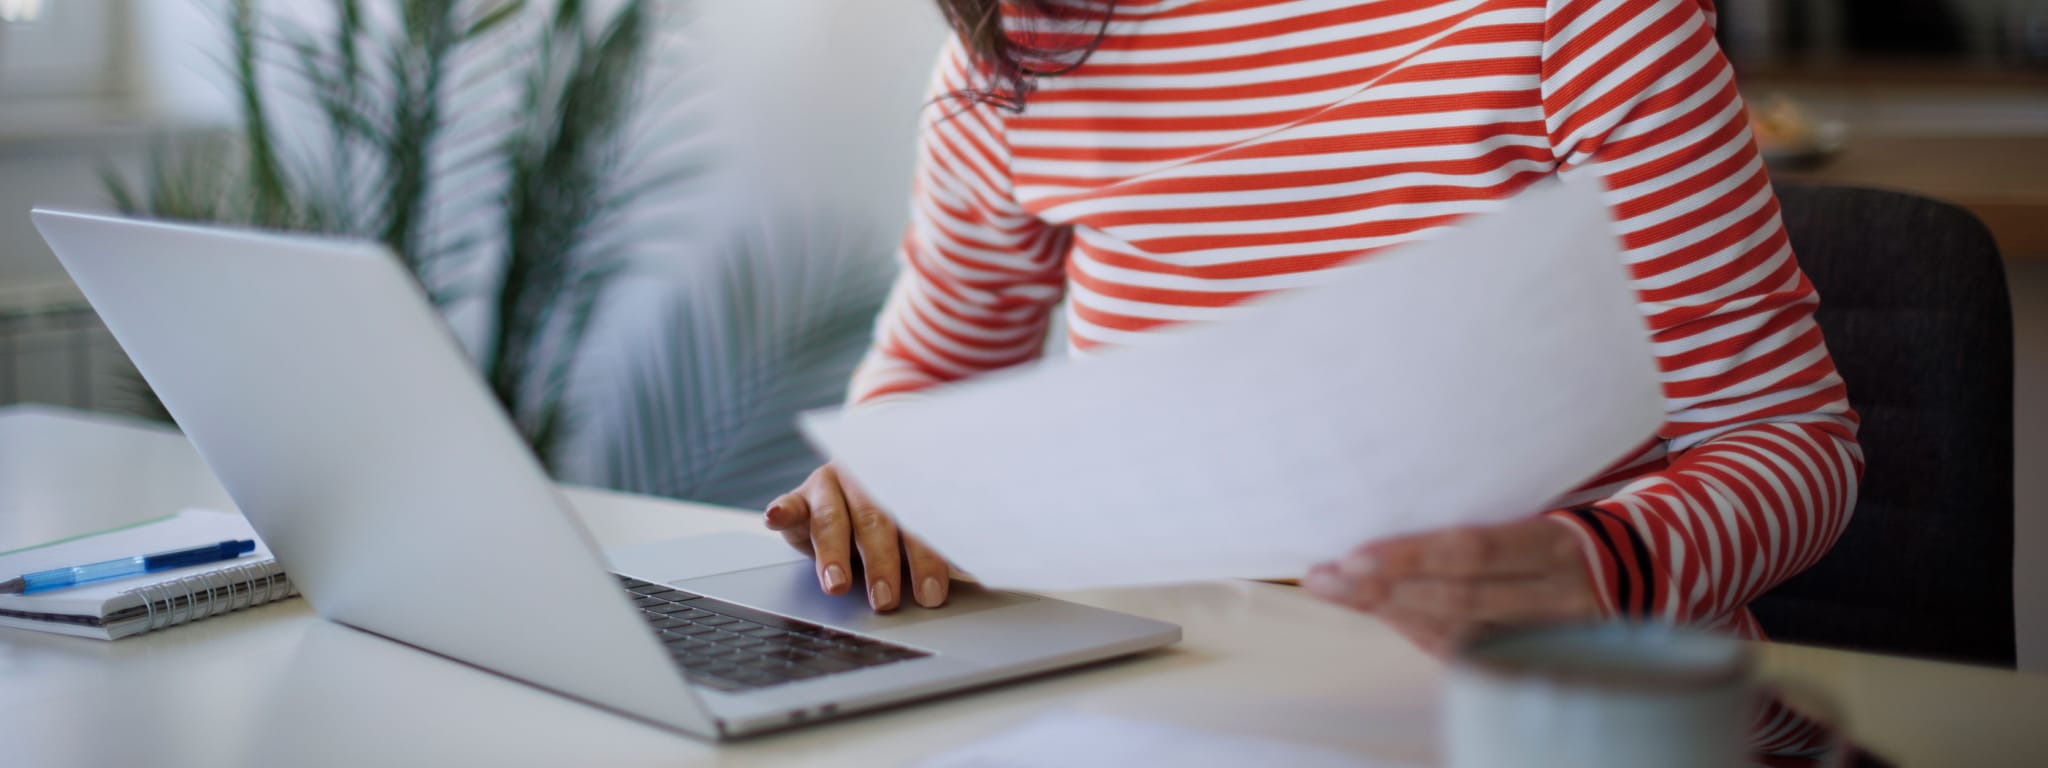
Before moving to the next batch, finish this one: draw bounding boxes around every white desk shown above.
[2,404,2044,767]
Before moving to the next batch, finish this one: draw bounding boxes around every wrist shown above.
[1547,506,1657,619]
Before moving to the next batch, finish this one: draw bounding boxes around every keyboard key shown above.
[819,649,875,664]
[780,665,828,681]
[800,655,858,673]
[698,631,746,646]
[616,572,921,692]
[687,597,804,630]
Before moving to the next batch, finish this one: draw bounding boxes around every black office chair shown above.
[1746,183,2016,667]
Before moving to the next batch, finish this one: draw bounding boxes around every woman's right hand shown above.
[764,464,952,612]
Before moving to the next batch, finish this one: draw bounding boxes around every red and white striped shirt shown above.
[853,0,1860,735]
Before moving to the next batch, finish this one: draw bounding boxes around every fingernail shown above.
[764,503,784,524]
[872,580,895,610]
[1303,568,1342,597]
[823,564,848,592]
[918,577,944,608]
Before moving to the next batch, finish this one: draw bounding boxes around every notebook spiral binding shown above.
[125,560,297,635]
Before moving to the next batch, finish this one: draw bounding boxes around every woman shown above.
[765,0,1859,749]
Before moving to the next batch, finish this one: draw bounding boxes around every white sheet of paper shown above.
[800,177,1663,589]
[912,712,1420,768]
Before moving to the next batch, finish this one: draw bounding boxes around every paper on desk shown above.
[800,177,1663,589]
[912,712,1420,768]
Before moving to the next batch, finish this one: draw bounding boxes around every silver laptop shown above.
[33,208,1180,740]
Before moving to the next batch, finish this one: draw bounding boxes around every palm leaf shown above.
[93,0,896,507]
[486,0,666,467]
[228,0,297,229]
[573,207,895,509]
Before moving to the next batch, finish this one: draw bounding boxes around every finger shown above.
[1361,518,1579,581]
[801,467,855,596]
[1303,562,1345,601]
[764,492,806,529]
[764,492,813,555]
[903,534,951,609]
[840,475,904,612]
[1382,575,1599,624]
[778,527,813,556]
[1303,561,1388,610]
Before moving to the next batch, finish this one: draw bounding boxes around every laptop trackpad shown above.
[606,531,1036,630]
[675,561,1036,631]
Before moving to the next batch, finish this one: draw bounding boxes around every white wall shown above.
[666,0,948,271]
[0,0,233,300]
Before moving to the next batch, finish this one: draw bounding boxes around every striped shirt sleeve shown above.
[1537,0,1864,638]
[848,39,1072,404]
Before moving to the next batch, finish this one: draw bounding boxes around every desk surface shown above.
[3,404,2044,767]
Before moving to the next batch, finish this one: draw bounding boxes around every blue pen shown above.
[0,539,256,594]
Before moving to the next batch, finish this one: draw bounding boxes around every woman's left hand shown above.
[1303,517,1603,657]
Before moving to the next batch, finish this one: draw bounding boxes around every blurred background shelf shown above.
[1771,134,2048,259]
[1741,63,2048,260]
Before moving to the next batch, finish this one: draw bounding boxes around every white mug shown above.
[1443,622,1840,768]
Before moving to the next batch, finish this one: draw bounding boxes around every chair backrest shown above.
[1749,184,2015,667]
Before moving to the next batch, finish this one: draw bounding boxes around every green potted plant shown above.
[106,0,659,470]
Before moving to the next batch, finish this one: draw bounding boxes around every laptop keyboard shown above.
[616,575,928,692]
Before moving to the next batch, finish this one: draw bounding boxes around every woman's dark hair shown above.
[934,0,1118,112]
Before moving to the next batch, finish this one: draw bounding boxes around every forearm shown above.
[1551,417,1862,627]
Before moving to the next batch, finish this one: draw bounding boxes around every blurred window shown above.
[1,0,43,24]
[0,0,113,103]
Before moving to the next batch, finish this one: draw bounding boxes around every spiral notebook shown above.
[0,508,298,640]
